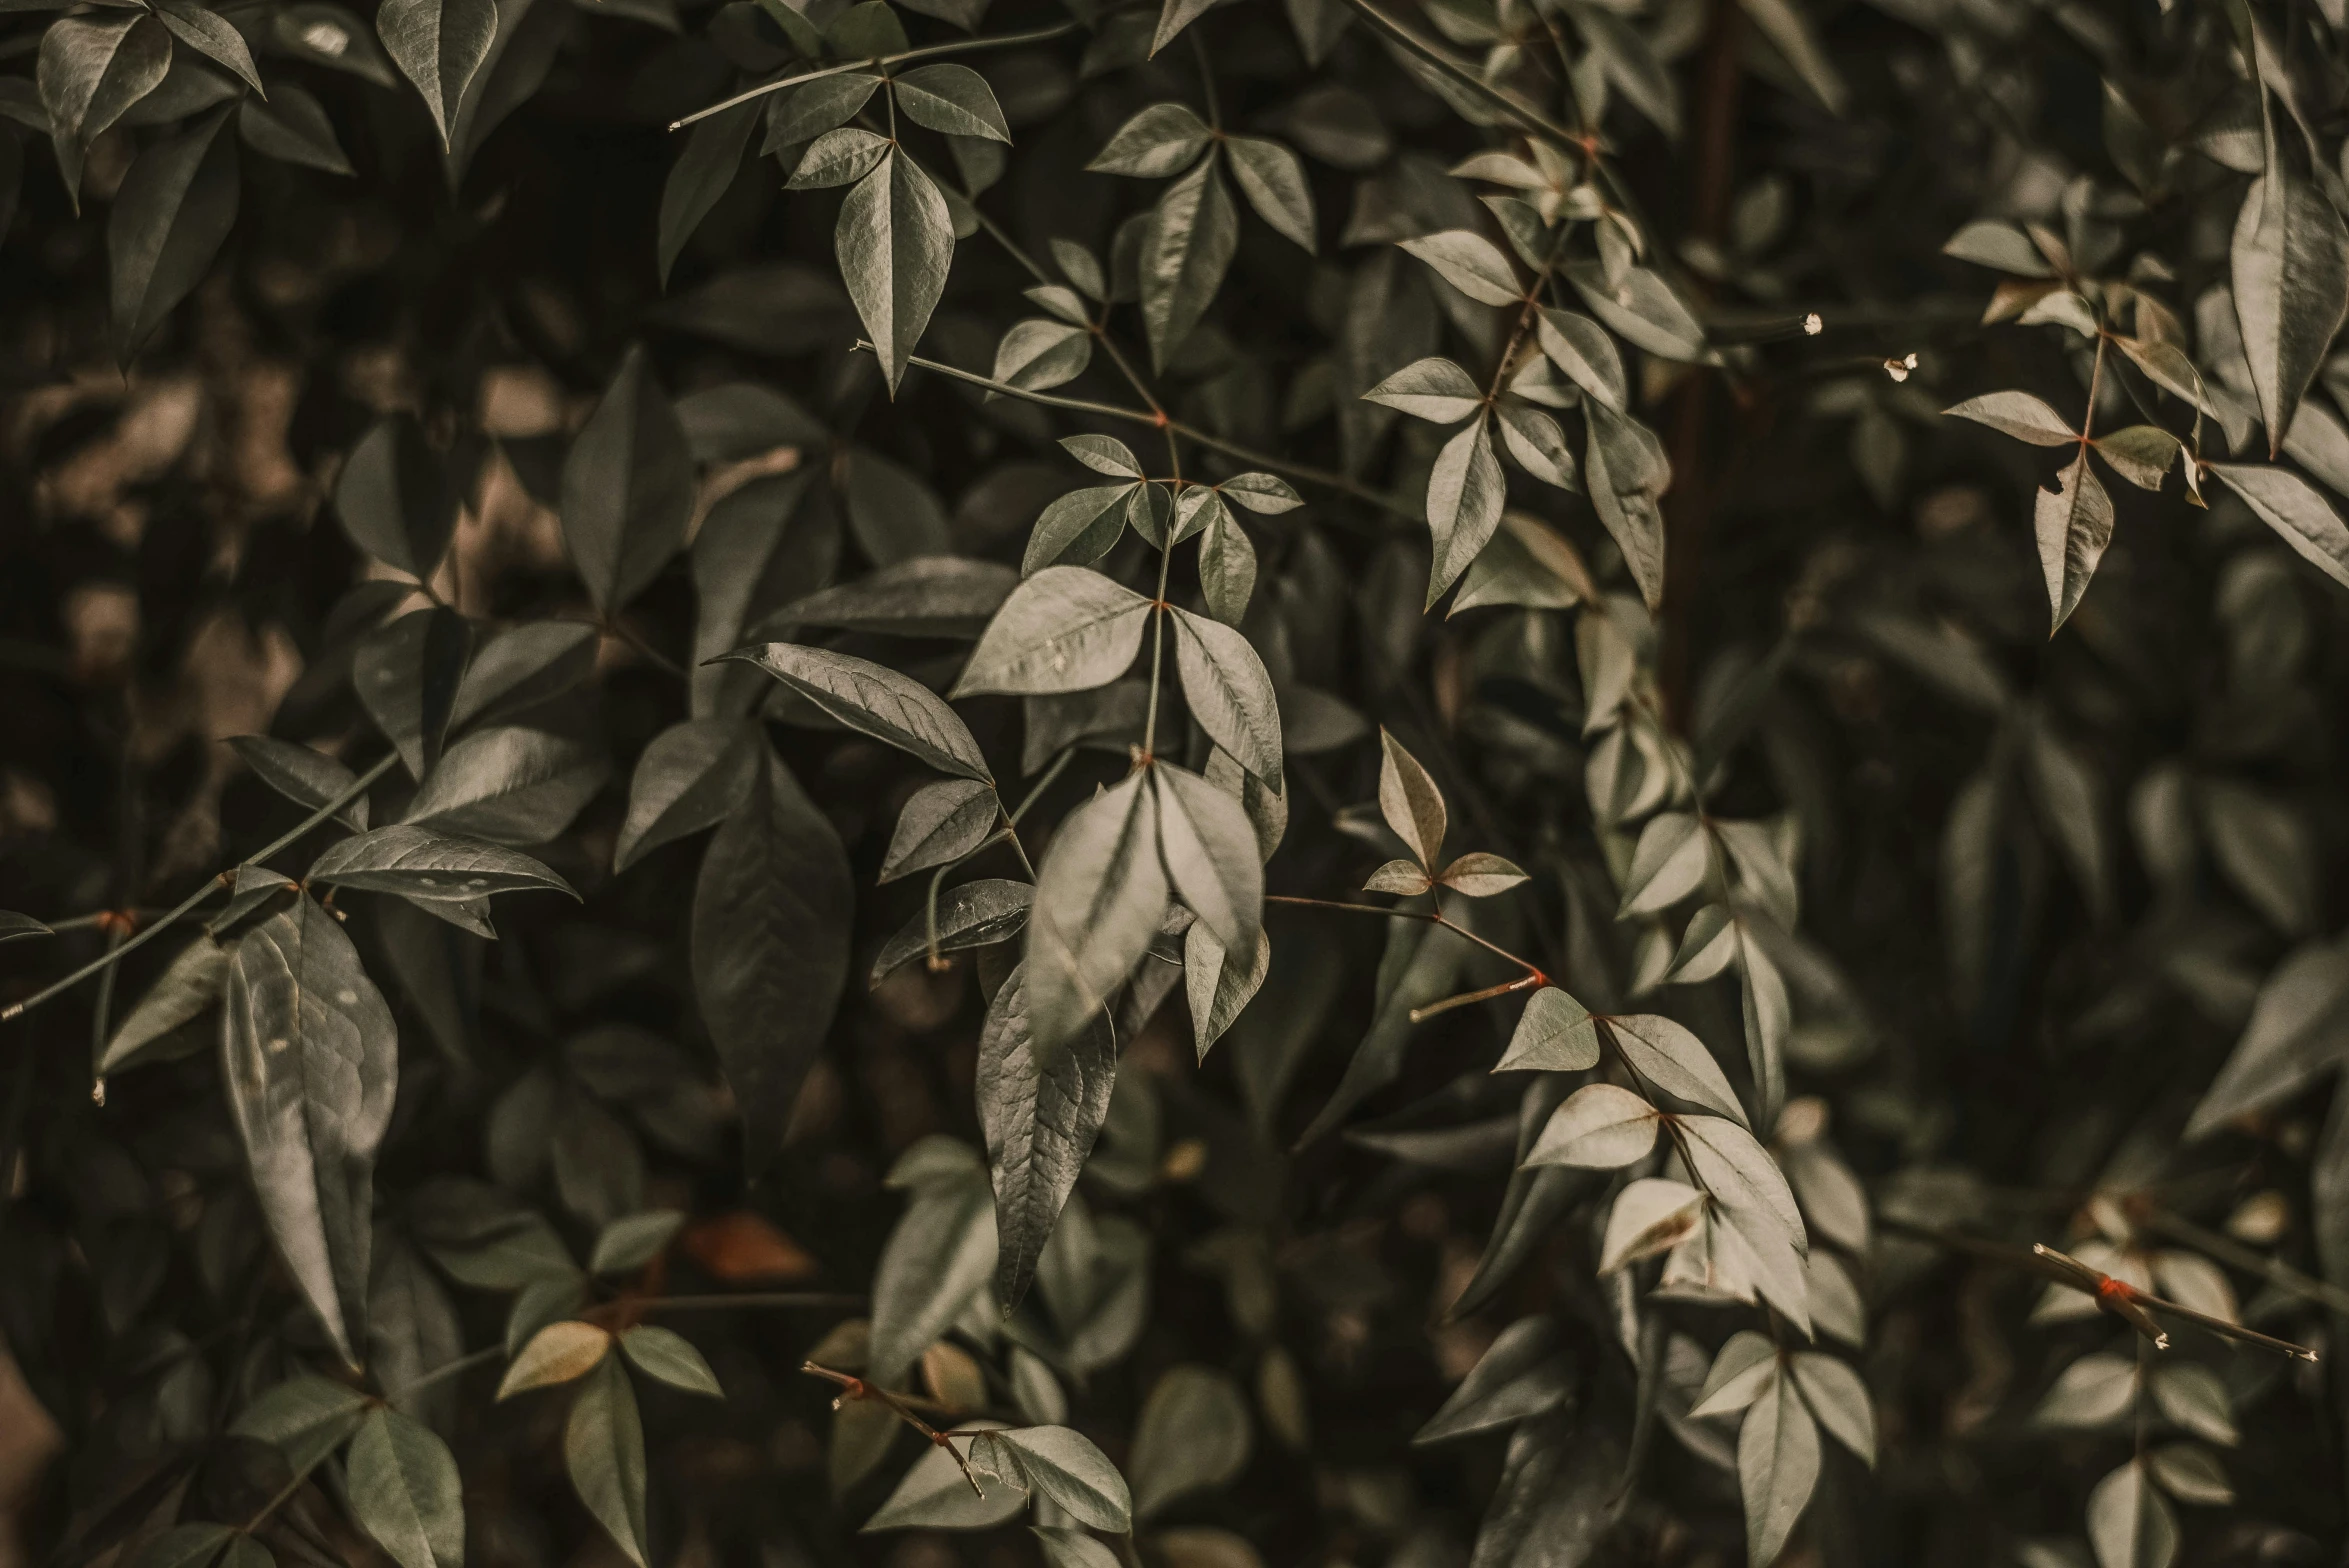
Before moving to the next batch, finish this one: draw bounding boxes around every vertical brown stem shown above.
[1659,0,1744,726]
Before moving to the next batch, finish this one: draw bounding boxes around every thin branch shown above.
[803,1361,986,1495]
[669,20,1083,130]
[1332,0,1579,145]
[4,753,402,1022]
[862,346,1416,520]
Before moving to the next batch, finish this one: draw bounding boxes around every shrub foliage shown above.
[2,0,2348,1564]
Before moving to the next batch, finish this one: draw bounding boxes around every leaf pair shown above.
[1363,730,1526,898]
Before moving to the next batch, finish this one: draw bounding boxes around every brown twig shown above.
[803,1362,987,1495]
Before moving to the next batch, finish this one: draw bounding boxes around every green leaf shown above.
[1945,390,2077,445]
[229,1374,372,1477]
[787,126,891,189]
[1377,728,1446,870]
[1140,157,1238,370]
[1412,1316,1571,1443]
[1787,1354,1875,1465]
[377,0,498,149]
[36,12,171,204]
[1425,415,1506,606]
[978,960,1119,1311]
[773,556,1016,638]
[2232,167,2349,454]
[310,825,575,902]
[1607,1013,1746,1126]
[953,567,1154,696]
[828,1,909,55]
[1088,102,1211,175]
[1169,608,1282,784]
[98,931,222,1075]
[691,745,853,1173]
[1738,1375,1820,1567]
[1450,513,1594,616]
[988,1426,1135,1531]
[152,0,263,94]
[1398,230,1521,307]
[566,1358,650,1567]
[1584,400,1669,612]
[1677,1112,1804,1249]
[2034,450,2113,633]
[1184,923,1268,1060]
[1536,309,1626,411]
[1494,986,1600,1071]
[1736,0,1844,113]
[840,148,956,393]
[335,417,457,580]
[221,895,399,1368]
[0,912,52,944]
[589,1210,685,1274]
[881,777,1000,882]
[1127,1365,1250,1518]
[1524,1083,1658,1168]
[2087,1461,2177,1568]
[1152,761,1263,952]
[870,878,1033,985]
[1030,1529,1121,1568]
[1197,505,1257,625]
[1566,263,1708,362]
[499,1320,613,1397]
[840,445,952,565]
[1225,135,1315,251]
[869,1153,996,1384]
[2093,424,2181,490]
[357,607,472,781]
[2206,462,2349,591]
[893,63,1009,141]
[1495,403,1577,488]
[1024,483,1139,573]
[561,344,694,612]
[450,622,600,733]
[657,100,757,287]
[1942,219,2051,276]
[993,318,1093,393]
[619,1324,723,1396]
[1363,356,1483,423]
[346,1408,465,1568]
[1619,811,1710,916]
[128,1525,234,1568]
[108,103,238,365]
[769,72,881,143]
[1148,0,1215,54]
[1026,771,1168,1052]
[2150,1362,2237,1447]
[728,642,990,779]
[1218,473,1303,514]
[613,718,760,872]
[239,85,355,175]
[863,1422,1026,1530]
[403,726,609,845]
[1690,1331,1778,1417]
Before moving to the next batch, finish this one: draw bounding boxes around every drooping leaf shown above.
[108,104,239,366]
[1088,102,1211,177]
[840,148,956,393]
[978,961,1119,1311]
[310,825,575,902]
[403,726,608,845]
[2035,450,2114,633]
[561,344,694,611]
[657,99,757,287]
[2232,168,2349,454]
[377,0,498,149]
[618,1325,723,1396]
[892,64,1009,141]
[565,1358,650,1567]
[1398,230,1522,307]
[1524,1083,1659,1168]
[1140,156,1239,370]
[1945,390,2077,445]
[868,1143,996,1384]
[1607,1014,1747,1127]
[1738,1375,1821,1567]
[691,745,853,1173]
[1225,135,1315,251]
[1425,415,1506,606]
[870,879,1034,985]
[221,895,399,1368]
[1025,770,1167,1052]
[613,718,761,872]
[1169,608,1282,784]
[1413,1316,1573,1444]
[239,86,354,175]
[37,12,171,203]
[2207,462,2349,591]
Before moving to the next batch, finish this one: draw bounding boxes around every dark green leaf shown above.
[870,878,1034,984]
[221,895,398,1368]
[893,63,1009,141]
[769,556,1015,639]
[238,86,354,175]
[1413,1317,1572,1443]
[566,1358,650,1567]
[614,717,760,871]
[335,417,458,581]
[346,1407,465,1568]
[882,776,999,881]
[2232,167,2349,454]
[310,825,575,902]
[1128,1365,1249,1519]
[357,607,473,780]
[403,725,608,845]
[228,737,369,831]
[978,960,1118,1310]
[1425,415,1505,606]
[840,149,956,393]
[657,99,757,287]
[378,0,499,149]
[728,642,989,779]
[449,622,600,732]
[108,103,238,365]
[1170,608,1282,783]
[561,344,694,611]
[953,567,1154,696]
[618,1324,722,1396]
[1026,770,1167,1052]
[2034,450,2113,632]
[2207,462,2349,591]
[1225,135,1315,251]
[37,12,171,204]
[691,745,852,1172]
[1088,102,1211,177]
[1139,157,1238,370]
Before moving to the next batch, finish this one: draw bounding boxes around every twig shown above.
[862,346,1416,520]
[3,753,401,1022]
[1333,0,1579,144]
[669,20,1083,129]
[803,1361,986,1495]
